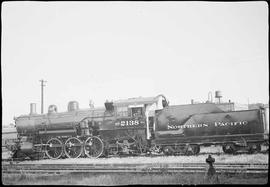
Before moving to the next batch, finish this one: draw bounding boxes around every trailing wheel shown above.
[45,138,63,159]
[163,146,175,156]
[84,136,104,158]
[64,137,83,158]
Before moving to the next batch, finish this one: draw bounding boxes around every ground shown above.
[2,172,268,185]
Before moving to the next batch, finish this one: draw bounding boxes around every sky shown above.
[1,1,268,126]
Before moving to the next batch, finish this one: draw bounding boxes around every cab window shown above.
[131,107,143,117]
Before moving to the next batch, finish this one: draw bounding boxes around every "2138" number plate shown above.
[115,119,142,127]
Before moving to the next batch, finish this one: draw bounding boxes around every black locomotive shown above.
[6,94,269,159]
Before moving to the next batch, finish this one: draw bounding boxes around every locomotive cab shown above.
[113,94,168,140]
[97,95,168,156]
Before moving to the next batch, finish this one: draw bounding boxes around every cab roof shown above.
[113,96,160,107]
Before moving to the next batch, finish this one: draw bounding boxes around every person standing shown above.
[205,155,219,183]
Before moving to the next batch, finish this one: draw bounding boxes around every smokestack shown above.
[30,103,37,115]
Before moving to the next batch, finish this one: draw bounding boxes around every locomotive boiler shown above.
[7,94,269,160]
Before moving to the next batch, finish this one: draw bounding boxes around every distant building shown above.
[2,125,17,146]
[248,103,267,110]
[190,100,234,112]
[215,102,235,112]
[190,101,263,112]
[233,103,269,111]
[234,103,249,111]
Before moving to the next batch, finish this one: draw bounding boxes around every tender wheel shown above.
[222,143,236,154]
[64,137,83,158]
[45,138,63,159]
[185,145,200,155]
[248,143,261,154]
[84,136,104,158]
[193,145,200,155]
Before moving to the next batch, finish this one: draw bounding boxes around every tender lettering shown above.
[168,121,248,130]
[214,121,248,127]
[167,123,209,130]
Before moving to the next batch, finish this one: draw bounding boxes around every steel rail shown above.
[2,163,268,175]
[2,162,268,166]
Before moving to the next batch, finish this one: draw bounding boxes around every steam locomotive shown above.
[7,94,269,160]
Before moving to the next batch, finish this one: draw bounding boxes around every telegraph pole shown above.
[40,79,47,114]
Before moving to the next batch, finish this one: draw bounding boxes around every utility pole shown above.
[40,79,47,114]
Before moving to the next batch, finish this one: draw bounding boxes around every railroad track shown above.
[2,162,268,175]
[2,149,268,163]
